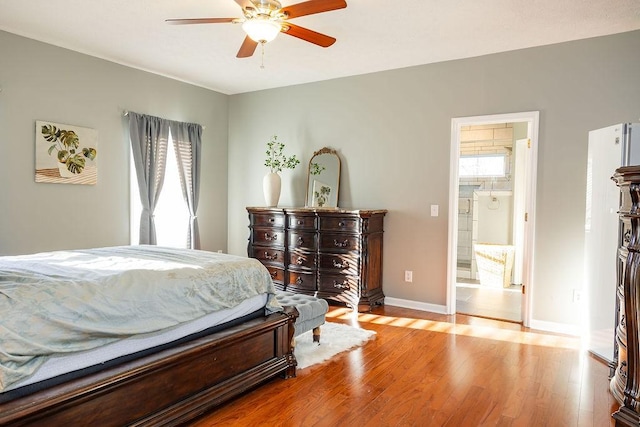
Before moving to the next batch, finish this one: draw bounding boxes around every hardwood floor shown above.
[190,305,620,426]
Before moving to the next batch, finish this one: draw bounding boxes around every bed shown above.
[0,245,297,426]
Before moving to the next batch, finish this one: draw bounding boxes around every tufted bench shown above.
[275,291,329,344]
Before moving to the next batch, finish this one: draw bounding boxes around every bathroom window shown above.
[459,154,507,178]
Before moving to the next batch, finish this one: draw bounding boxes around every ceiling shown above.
[1,0,639,95]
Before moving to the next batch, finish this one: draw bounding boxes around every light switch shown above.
[430,205,439,217]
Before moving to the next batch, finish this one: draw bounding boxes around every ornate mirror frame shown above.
[305,147,341,208]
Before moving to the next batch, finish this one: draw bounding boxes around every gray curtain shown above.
[169,121,203,249]
[129,112,170,245]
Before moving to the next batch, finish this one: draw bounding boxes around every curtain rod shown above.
[122,110,205,130]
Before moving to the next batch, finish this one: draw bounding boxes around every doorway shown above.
[447,112,539,326]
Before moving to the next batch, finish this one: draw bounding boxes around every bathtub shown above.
[474,243,515,288]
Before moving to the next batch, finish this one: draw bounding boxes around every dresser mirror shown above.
[305,147,340,208]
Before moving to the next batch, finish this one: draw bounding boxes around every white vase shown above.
[57,161,75,178]
[263,172,281,207]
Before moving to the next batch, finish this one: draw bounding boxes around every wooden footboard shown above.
[0,307,298,427]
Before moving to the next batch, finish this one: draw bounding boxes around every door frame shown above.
[446,111,539,326]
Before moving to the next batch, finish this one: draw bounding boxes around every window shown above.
[130,132,190,248]
[459,154,507,178]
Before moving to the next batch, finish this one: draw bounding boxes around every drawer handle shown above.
[268,218,275,223]
[296,277,304,285]
[297,220,304,225]
[264,252,277,260]
[297,236,304,245]
[332,259,349,269]
[265,233,278,241]
[296,257,304,265]
[338,221,345,227]
[334,239,349,248]
[624,229,631,244]
[333,280,349,290]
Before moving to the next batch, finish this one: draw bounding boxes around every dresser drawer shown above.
[318,273,357,293]
[288,250,316,270]
[287,271,316,291]
[288,214,316,230]
[264,266,285,285]
[319,233,360,252]
[318,253,358,275]
[288,231,317,250]
[251,212,285,228]
[612,337,627,397]
[251,247,285,265]
[319,216,360,232]
[252,228,285,246]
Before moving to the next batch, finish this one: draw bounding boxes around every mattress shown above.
[3,293,267,394]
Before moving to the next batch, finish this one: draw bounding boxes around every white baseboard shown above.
[528,319,580,336]
[385,297,580,337]
[385,297,447,314]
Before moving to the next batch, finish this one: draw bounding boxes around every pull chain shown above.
[260,42,266,69]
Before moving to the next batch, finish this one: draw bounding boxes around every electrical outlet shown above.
[430,205,439,217]
[404,270,413,282]
[572,289,582,303]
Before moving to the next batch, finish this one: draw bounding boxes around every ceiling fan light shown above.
[242,19,281,43]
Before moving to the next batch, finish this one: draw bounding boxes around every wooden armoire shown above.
[611,166,640,426]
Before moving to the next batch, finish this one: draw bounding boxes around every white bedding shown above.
[0,245,280,392]
[6,293,267,392]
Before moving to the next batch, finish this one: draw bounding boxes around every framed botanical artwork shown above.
[35,120,98,185]
[311,179,332,208]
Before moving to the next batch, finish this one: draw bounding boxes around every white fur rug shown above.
[294,322,376,370]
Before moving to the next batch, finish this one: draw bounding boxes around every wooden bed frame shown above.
[0,307,298,427]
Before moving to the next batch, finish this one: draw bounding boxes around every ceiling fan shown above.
[166,0,347,58]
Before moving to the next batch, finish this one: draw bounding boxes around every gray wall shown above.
[0,31,229,255]
[2,28,639,330]
[227,30,640,328]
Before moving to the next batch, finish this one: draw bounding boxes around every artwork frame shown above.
[312,179,332,208]
[35,120,98,185]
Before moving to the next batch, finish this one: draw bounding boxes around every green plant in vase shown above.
[41,124,97,175]
[263,135,300,207]
[264,135,300,173]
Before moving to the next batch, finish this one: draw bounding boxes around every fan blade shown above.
[282,23,336,47]
[237,36,259,58]
[282,0,347,19]
[166,18,235,25]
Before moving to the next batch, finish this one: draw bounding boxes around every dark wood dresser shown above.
[247,207,387,311]
[611,166,640,426]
